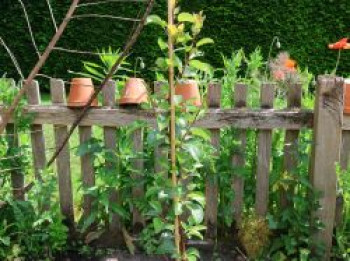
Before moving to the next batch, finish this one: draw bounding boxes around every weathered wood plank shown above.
[51,79,75,229]
[132,128,145,232]
[102,80,122,236]
[280,82,302,209]
[27,80,46,181]
[0,106,314,129]
[205,83,221,240]
[311,76,343,260]
[232,83,247,224]
[255,83,275,216]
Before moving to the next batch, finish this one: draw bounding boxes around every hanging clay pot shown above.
[68,78,98,108]
[119,78,148,105]
[344,79,350,114]
[175,80,201,106]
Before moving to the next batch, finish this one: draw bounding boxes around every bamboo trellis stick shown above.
[167,0,181,259]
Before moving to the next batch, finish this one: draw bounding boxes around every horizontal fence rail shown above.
[0,106,314,129]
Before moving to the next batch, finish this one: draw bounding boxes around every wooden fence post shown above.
[311,75,343,260]
[280,82,302,208]
[102,80,122,239]
[255,83,275,216]
[51,79,75,230]
[232,83,247,224]
[205,83,221,240]
[27,80,46,181]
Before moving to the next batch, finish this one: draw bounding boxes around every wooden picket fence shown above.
[0,75,348,260]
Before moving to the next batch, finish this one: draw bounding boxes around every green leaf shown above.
[153,217,164,234]
[157,38,168,50]
[189,60,213,74]
[178,12,194,23]
[146,15,167,28]
[187,192,205,207]
[196,38,214,47]
[190,204,204,224]
[0,236,10,246]
[190,128,211,141]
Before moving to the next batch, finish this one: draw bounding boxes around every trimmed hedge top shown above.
[1,0,350,85]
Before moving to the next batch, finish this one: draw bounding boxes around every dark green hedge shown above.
[1,0,350,86]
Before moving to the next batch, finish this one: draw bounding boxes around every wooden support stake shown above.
[232,83,247,224]
[51,79,74,230]
[255,83,275,216]
[280,82,302,209]
[27,80,46,181]
[311,76,343,260]
[205,83,221,240]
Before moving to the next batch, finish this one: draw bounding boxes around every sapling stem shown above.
[264,36,281,80]
[334,49,342,76]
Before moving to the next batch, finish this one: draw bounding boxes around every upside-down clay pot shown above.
[175,80,201,106]
[119,78,148,105]
[344,79,350,115]
[68,78,98,108]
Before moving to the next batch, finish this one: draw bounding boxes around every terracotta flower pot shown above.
[119,78,148,105]
[175,80,201,106]
[344,79,350,114]
[68,78,98,108]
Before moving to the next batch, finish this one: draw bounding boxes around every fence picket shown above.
[50,79,75,229]
[255,83,275,216]
[102,80,122,237]
[280,82,302,208]
[27,80,46,181]
[79,126,94,219]
[205,83,221,240]
[232,83,247,224]
[341,131,350,169]
[6,79,24,200]
[154,81,168,177]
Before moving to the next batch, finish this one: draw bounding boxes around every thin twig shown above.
[17,0,41,58]
[45,0,58,32]
[46,0,155,167]
[71,14,140,22]
[0,0,81,134]
[0,37,24,79]
[78,0,146,7]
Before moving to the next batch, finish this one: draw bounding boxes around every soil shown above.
[56,242,245,261]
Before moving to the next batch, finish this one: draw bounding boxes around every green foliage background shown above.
[1,0,350,85]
